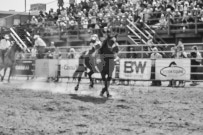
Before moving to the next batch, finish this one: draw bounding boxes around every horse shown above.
[0,42,22,82]
[73,33,119,97]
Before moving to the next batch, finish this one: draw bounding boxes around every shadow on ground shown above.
[69,94,108,104]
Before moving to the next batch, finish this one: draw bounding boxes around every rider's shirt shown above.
[90,40,102,50]
[0,39,11,50]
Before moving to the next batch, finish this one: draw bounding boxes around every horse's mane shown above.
[99,38,109,54]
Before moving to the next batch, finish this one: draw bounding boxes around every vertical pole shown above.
[195,16,197,34]
[25,0,27,12]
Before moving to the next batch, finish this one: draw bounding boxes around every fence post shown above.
[167,15,170,35]
[195,16,197,34]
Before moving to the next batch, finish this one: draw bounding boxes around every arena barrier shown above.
[13,60,35,77]
[12,43,203,83]
[12,58,203,82]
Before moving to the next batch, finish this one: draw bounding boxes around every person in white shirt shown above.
[0,34,11,63]
[87,34,102,55]
[150,47,162,86]
[33,35,46,59]
[190,46,202,86]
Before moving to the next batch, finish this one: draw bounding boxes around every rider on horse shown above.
[0,34,11,64]
[86,34,102,55]
[84,34,102,72]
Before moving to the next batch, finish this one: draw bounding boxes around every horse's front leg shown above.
[100,73,112,98]
[106,74,112,98]
[88,70,94,88]
[100,73,107,97]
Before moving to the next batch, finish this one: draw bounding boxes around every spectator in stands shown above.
[30,46,37,60]
[176,44,187,87]
[152,13,167,29]
[33,35,46,59]
[134,16,144,29]
[146,35,154,52]
[150,47,162,86]
[170,44,178,58]
[177,39,184,48]
[173,9,181,24]
[0,34,11,64]
[190,46,202,86]
[127,47,137,58]
[53,47,62,59]
[81,17,88,30]
[68,48,76,59]
[30,16,38,26]
[187,12,195,28]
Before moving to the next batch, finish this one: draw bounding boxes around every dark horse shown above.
[73,33,119,97]
[0,42,22,82]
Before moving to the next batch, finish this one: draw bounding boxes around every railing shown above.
[18,43,203,60]
[14,43,203,85]
[127,19,148,41]
[144,23,167,44]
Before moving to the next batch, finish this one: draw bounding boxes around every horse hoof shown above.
[89,84,94,88]
[100,92,104,97]
[107,94,112,98]
[75,86,79,91]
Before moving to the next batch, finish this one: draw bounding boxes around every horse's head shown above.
[106,33,118,46]
[102,32,119,53]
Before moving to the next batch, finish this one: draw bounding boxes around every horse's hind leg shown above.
[8,67,13,83]
[1,68,7,82]
[75,76,82,91]
[100,73,106,97]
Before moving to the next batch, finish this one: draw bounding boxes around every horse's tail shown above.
[73,51,86,80]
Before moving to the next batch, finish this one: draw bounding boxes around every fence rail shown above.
[9,58,203,87]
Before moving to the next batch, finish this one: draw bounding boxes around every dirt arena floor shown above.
[0,79,203,135]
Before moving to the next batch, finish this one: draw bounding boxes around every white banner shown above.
[35,59,58,77]
[60,59,79,77]
[119,59,152,80]
[156,59,191,80]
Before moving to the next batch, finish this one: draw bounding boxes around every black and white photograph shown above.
[0,0,203,134]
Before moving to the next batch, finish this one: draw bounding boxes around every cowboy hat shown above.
[33,35,39,39]
[91,34,98,40]
[152,47,158,51]
[70,48,75,52]
[4,34,10,39]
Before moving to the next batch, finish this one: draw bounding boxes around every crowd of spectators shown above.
[28,0,203,32]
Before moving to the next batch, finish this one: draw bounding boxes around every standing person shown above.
[176,45,187,87]
[146,35,154,52]
[33,35,46,59]
[190,46,202,86]
[58,0,64,10]
[150,47,162,86]
[177,39,184,48]
[127,47,137,58]
[68,48,76,59]
[0,34,11,64]
[30,46,37,60]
